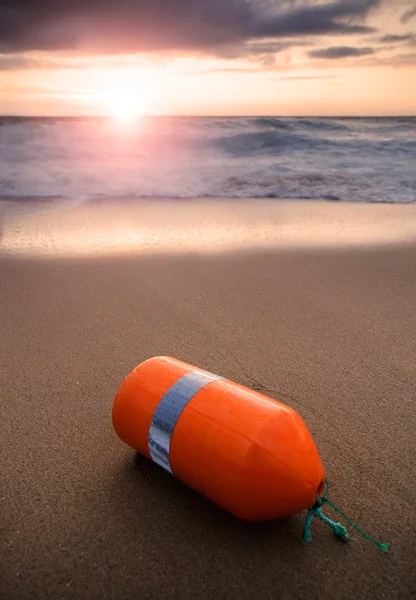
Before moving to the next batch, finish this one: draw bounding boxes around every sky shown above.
[0,0,415,116]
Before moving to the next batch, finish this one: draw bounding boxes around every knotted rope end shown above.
[302,479,389,553]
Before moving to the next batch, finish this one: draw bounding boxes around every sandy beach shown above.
[1,199,415,599]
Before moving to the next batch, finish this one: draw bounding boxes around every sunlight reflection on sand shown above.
[1,198,416,257]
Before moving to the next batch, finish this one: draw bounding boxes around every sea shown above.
[0,116,415,204]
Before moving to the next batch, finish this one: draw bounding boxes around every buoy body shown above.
[112,356,325,522]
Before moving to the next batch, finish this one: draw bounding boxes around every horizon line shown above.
[1,114,415,119]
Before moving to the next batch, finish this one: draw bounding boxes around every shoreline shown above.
[1,197,416,257]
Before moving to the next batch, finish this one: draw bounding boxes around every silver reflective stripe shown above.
[148,370,221,474]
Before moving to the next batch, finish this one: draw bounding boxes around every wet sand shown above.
[1,200,415,599]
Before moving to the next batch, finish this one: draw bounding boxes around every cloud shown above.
[278,74,338,79]
[0,54,61,70]
[253,0,379,38]
[0,85,75,97]
[189,67,261,76]
[358,51,416,67]
[309,46,375,59]
[401,6,416,24]
[215,39,299,60]
[0,0,381,57]
[387,51,416,66]
[379,34,415,43]
[0,52,150,71]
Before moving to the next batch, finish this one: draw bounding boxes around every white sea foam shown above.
[0,116,415,204]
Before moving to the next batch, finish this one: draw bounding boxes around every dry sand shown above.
[1,199,415,599]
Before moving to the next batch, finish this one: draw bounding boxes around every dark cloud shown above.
[379,34,414,43]
[253,0,379,37]
[310,46,375,59]
[401,5,416,24]
[0,0,380,56]
[0,54,56,70]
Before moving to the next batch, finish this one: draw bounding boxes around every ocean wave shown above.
[0,116,415,204]
[214,129,337,156]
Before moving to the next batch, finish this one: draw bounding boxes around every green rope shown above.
[323,497,389,551]
[302,479,389,552]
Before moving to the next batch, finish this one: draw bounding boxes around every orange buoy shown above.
[112,356,325,522]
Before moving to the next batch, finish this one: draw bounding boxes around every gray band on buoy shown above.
[148,370,221,473]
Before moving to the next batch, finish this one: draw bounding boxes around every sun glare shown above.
[104,90,144,123]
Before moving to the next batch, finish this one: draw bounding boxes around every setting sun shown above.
[105,90,144,122]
